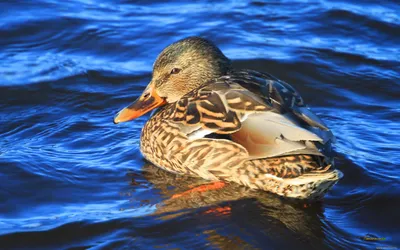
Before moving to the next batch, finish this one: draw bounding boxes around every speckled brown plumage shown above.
[116,37,343,199]
[138,69,342,199]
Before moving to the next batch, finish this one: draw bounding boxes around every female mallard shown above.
[114,37,342,199]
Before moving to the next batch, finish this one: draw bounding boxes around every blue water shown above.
[1,1,399,249]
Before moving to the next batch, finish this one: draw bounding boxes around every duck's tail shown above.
[230,155,343,200]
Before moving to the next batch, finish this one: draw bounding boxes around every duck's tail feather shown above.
[230,155,343,200]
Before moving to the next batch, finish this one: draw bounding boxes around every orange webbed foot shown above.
[171,181,226,199]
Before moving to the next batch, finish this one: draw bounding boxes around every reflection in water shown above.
[203,229,257,250]
[126,163,330,249]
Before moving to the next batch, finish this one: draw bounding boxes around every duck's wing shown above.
[164,70,334,160]
[227,70,332,133]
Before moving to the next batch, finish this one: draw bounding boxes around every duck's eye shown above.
[170,68,181,74]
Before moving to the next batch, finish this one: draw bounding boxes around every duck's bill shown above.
[113,84,166,124]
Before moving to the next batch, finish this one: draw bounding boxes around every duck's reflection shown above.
[127,163,328,249]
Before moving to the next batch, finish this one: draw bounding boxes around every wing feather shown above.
[164,70,334,159]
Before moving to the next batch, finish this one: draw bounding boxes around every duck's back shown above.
[160,70,334,158]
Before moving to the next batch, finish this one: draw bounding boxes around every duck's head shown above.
[114,37,231,124]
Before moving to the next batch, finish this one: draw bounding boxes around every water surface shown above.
[1,0,399,249]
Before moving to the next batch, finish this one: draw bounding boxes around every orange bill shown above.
[114,83,166,124]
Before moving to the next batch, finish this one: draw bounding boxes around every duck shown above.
[114,36,343,200]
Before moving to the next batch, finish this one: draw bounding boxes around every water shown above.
[1,0,399,249]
